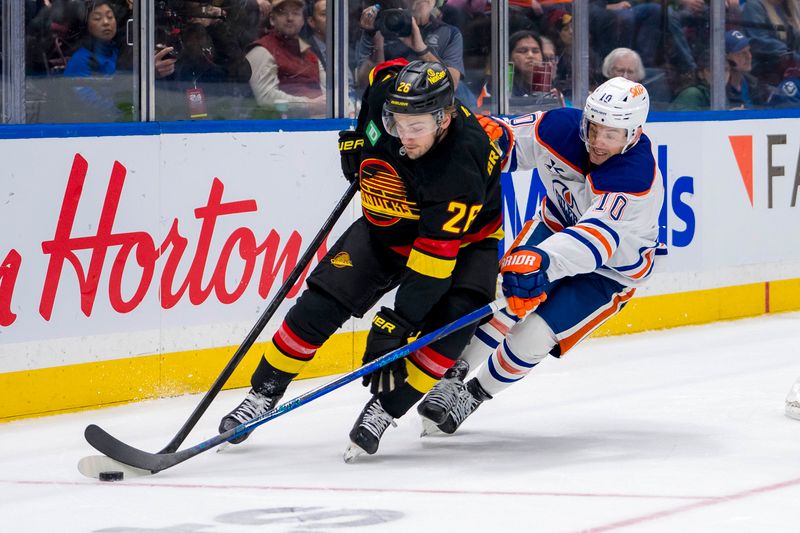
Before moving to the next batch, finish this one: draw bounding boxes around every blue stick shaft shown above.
[229,297,505,442]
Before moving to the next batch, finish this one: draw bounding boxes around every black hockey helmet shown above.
[383,60,455,115]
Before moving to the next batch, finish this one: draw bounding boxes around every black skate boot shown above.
[417,359,470,425]
[219,364,293,444]
[437,378,492,435]
[343,396,397,463]
[218,387,284,444]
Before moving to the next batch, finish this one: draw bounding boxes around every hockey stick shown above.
[83,297,506,475]
[155,180,358,454]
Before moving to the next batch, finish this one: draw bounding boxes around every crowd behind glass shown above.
[4,0,799,124]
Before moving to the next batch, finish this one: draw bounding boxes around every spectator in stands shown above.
[64,0,119,77]
[600,46,673,109]
[768,66,800,106]
[60,0,129,121]
[725,30,764,108]
[599,0,662,66]
[601,47,645,82]
[742,0,800,84]
[355,0,466,97]
[510,30,545,97]
[246,0,326,117]
[508,30,564,109]
[545,9,572,100]
[670,53,729,111]
[541,35,557,65]
[302,0,327,70]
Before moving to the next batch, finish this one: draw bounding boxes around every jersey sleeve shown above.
[503,111,545,173]
[535,155,661,283]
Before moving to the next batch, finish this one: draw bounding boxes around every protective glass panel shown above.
[348,0,484,114]
[25,0,139,123]
[587,0,708,112]
[507,2,571,115]
[153,0,331,121]
[733,1,799,109]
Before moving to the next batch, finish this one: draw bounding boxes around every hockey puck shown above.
[99,471,124,482]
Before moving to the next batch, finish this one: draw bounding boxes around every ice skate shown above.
[417,360,470,426]
[344,396,396,463]
[218,388,283,444]
[437,378,492,434]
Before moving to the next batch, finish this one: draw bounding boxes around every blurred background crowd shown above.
[4,0,798,123]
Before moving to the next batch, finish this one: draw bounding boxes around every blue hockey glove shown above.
[500,245,550,319]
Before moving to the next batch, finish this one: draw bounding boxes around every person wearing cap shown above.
[245,0,326,117]
[742,0,800,83]
[725,29,764,109]
[415,77,665,436]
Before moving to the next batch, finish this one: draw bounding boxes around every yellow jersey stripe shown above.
[407,249,456,279]
[405,359,439,393]
[264,342,309,375]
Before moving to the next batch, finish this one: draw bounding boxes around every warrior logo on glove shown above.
[500,245,551,319]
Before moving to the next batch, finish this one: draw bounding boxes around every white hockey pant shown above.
[460,309,557,397]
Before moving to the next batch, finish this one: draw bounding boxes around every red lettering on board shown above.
[38,153,328,321]
[0,249,22,326]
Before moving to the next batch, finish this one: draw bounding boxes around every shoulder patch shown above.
[366,120,381,146]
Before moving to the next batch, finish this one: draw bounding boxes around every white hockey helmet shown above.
[580,76,649,154]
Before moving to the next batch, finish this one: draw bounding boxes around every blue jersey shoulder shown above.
[537,108,587,170]
[588,133,656,194]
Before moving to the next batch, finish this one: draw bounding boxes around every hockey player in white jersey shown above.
[417,77,665,434]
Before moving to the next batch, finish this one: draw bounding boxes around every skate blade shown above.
[343,442,367,464]
[420,417,445,437]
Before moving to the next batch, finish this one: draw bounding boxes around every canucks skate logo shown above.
[359,158,420,226]
[553,179,579,225]
[545,158,566,177]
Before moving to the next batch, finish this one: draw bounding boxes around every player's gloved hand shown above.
[362,307,417,394]
[477,115,514,168]
[500,245,550,319]
[338,130,364,183]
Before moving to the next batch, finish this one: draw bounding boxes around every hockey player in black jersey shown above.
[218,59,504,460]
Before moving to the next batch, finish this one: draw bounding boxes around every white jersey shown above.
[506,107,664,287]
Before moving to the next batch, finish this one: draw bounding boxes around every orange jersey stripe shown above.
[574,224,613,258]
[558,289,636,355]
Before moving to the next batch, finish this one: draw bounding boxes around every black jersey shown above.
[354,60,503,324]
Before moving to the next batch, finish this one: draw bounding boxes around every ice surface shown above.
[2,312,799,532]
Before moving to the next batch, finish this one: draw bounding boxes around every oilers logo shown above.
[552,179,580,225]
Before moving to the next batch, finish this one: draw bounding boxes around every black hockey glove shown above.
[362,307,417,394]
[338,130,364,183]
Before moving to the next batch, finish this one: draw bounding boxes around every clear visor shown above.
[579,116,630,151]
[382,105,443,139]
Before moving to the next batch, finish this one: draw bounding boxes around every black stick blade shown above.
[85,424,168,473]
[85,424,232,474]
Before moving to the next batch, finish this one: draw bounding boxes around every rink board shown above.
[0,116,798,421]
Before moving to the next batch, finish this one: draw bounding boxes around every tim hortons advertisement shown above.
[0,118,798,373]
[0,132,356,373]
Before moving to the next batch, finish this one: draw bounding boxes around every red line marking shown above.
[584,476,800,532]
[0,478,706,500]
[765,281,770,314]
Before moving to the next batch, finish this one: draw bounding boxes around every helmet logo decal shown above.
[426,68,446,85]
[630,84,645,98]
